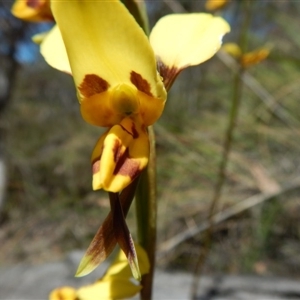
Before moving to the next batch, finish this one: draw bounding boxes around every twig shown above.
[162,0,186,13]
[190,1,254,295]
[155,124,207,167]
[217,51,300,134]
[157,176,300,259]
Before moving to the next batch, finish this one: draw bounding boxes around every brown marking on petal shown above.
[109,192,140,279]
[92,159,100,174]
[26,0,43,9]
[141,124,147,132]
[119,124,132,137]
[112,139,123,163]
[78,74,109,98]
[156,57,182,91]
[118,157,141,180]
[83,208,116,268]
[131,123,139,139]
[130,71,153,97]
[81,179,139,271]
[118,123,139,139]
[114,149,141,180]
[26,0,54,21]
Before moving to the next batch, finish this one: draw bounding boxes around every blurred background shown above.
[1,0,300,280]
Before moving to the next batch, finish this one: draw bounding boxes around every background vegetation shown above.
[1,0,300,280]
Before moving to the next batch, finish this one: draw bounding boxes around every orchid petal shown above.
[76,179,138,277]
[63,243,148,299]
[80,83,139,127]
[49,287,76,300]
[11,0,53,22]
[103,243,149,279]
[92,117,149,193]
[51,0,166,125]
[109,192,140,280]
[150,14,230,89]
[80,85,166,127]
[76,278,141,300]
[58,243,148,299]
[40,25,71,74]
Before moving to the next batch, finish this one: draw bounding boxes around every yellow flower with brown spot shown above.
[12,0,230,284]
[40,0,230,279]
[42,0,230,194]
[46,1,166,194]
[11,0,53,22]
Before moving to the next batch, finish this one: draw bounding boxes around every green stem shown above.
[121,0,149,34]
[121,3,156,298]
[135,126,157,300]
[190,1,253,298]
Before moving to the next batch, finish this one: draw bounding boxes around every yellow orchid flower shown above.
[205,0,230,11]
[222,42,270,67]
[49,0,166,194]
[11,0,53,22]
[40,0,230,278]
[11,0,230,286]
[42,1,230,194]
[49,244,149,300]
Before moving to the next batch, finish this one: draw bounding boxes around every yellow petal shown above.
[80,83,165,127]
[222,42,242,58]
[76,278,141,300]
[138,90,166,126]
[32,31,49,45]
[71,246,148,300]
[49,286,77,300]
[80,83,139,127]
[205,0,230,11]
[150,13,230,71]
[103,244,150,279]
[76,244,149,299]
[11,0,53,22]
[51,0,166,106]
[102,252,130,280]
[241,48,270,68]
[92,117,149,192]
[40,25,71,74]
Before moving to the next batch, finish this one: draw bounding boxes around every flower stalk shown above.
[135,126,157,300]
